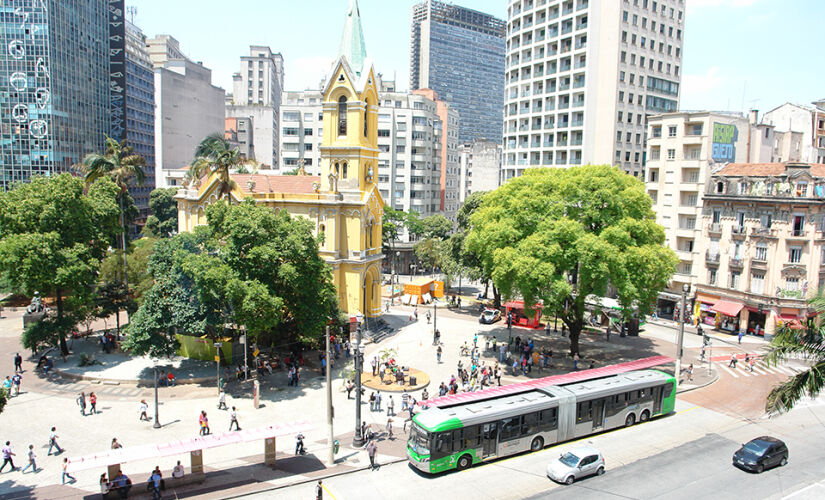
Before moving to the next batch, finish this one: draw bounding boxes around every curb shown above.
[676,366,719,394]
[51,368,215,386]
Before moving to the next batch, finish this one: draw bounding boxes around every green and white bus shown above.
[407,369,675,473]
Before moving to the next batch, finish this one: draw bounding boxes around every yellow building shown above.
[176,1,384,318]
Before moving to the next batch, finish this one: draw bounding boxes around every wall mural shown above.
[712,122,738,162]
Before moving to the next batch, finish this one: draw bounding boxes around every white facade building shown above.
[763,102,825,164]
[503,0,685,180]
[459,140,502,202]
[147,35,225,187]
[226,46,284,169]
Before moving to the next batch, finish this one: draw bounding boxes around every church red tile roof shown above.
[717,162,825,177]
[230,174,319,195]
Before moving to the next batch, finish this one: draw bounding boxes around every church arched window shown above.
[338,96,347,136]
[364,107,368,137]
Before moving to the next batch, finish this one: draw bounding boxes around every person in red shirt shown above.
[89,393,98,414]
[167,371,175,387]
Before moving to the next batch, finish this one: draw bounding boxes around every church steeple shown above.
[338,0,367,76]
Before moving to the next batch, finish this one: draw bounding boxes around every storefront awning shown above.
[711,300,744,317]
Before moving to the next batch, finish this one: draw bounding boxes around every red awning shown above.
[711,300,744,317]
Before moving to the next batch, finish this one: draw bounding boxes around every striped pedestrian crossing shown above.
[715,361,805,379]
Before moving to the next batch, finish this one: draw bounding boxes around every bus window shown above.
[664,382,673,397]
[523,412,538,435]
[451,429,463,452]
[500,417,521,440]
[576,401,593,423]
[464,425,481,447]
[437,432,452,453]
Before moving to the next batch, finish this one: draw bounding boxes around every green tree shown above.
[186,133,255,203]
[417,214,452,240]
[763,294,825,414]
[143,187,180,238]
[466,165,677,355]
[414,238,446,275]
[0,174,121,354]
[0,387,7,415]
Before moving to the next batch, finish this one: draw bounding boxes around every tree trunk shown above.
[567,318,582,357]
[493,285,501,309]
[119,195,129,326]
[56,287,68,356]
[483,280,489,299]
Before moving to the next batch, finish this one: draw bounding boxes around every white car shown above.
[546,445,605,485]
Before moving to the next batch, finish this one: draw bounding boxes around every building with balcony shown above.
[693,162,825,336]
[503,0,685,180]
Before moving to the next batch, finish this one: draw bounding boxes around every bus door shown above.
[592,399,605,430]
[481,422,498,458]
[652,386,663,414]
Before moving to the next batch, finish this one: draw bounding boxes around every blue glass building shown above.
[410,1,506,144]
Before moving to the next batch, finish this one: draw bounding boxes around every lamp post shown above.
[325,326,334,464]
[352,329,365,447]
[241,326,249,380]
[152,358,161,429]
[675,284,689,391]
[392,251,400,305]
[433,299,438,344]
[214,342,223,396]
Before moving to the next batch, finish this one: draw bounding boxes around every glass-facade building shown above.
[410,1,506,144]
[0,0,110,191]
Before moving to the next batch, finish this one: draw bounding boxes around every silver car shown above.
[546,445,605,485]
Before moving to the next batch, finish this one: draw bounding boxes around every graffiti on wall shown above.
[712,122,738,162]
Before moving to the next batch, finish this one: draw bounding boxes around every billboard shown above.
[711,122,738,162]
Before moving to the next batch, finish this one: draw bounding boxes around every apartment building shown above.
[763,101,825,164]
[503,0,685,180]
[459,141,502,202]
[225,117,254,160]
[693,162,825,336]
[226,46,285,169]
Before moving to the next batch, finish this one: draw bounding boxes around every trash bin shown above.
[409,375,417,386]
[333,440,340,454]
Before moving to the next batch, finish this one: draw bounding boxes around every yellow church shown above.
[176,0,384,319]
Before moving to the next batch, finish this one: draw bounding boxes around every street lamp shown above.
[152,358,161,429]
[675,284,689,390]
[391,251,400,305]
[241,326,249,380]
[214,342,223,396]
[352,332,366,447]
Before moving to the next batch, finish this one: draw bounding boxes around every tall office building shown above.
[226,46,284,169]
[410,1,506,145]
[502,0,685,180]
[1,0,111,191]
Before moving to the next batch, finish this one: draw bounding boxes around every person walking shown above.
[573,353,580,371]
[366,441,378,470]
[218,390,227,410]
[61,457,75,483]
[749,357,755,373]
[387,395,395,416]
[76,392,87,416]
[386,417,394,440]
[401,390,409,411]
[48,427,63,455]
[229,407,241,431]
[21,445,36,473]
[11,373,21,396]
[369,391,376,411]
[738,330,744,344]
[370,356,378,377]
[375,391,382,412]
[1,441,16,472]
[729,354,737,368]
[426,310,431,324]
[138,399,150,421]
[89,392,98,414]
[495,366,502,386]
[199,411,210,435]
[436,345,443,363]
[14,352,22,374]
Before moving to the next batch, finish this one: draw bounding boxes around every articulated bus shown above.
[407,369,675,473]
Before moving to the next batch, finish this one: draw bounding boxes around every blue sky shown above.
[130,0,822,115]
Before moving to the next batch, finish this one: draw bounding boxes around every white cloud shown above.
[683,66,725,96]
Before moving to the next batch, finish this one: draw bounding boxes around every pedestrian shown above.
[167,371,176,387]
[426,310,431,324]
[89,392,97,414]
[48,427,63,455]
[573,353,580,371]
[111,438,123,449]
[457,296,462,308]
[738,330,744,344]
[11,373,21,396]
[76,392,87,416]
[1,441,16,472]
[218,390,227,410]
[495,366,502,386]
[61,457,75,483]
[589,360,595,370]
[701,345,706,361]
[499,343,506,363]
[387,395,395,416]
[375,391,382,412]
[21,445,36,473]
[436,345,442,363]
[112,470,132,498]
[172,461,184,478]
[366,441,378,470]
[316,480,324,500]
[401,390,409,411]
[294,366,301,387]
[687,363,694,381]
[386,417,394,439]
[229,406,241,431]
[473,333,478,348]
[149,466,162,500]
[361,421,367,441]
[729,354,738,368]
[139,399,150,421]
[199,411,210,435]
[346,379,354,399]
[369,391,376,411]
[371,356,378,377]
[14,352,22,373]
[414,308,418,321]
[749,357,755,373]
[3,376,12,396]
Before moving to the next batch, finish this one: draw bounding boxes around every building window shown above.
[667,149,675,160]
[652,126,662,138]
[729,271,741,290]
[751,273,765,294]
[789,246,802,263]
[708,269,717,285]
[668,126,677,137]
[337,96,347,135]
[786,277,800,291]
[755,244,767,261]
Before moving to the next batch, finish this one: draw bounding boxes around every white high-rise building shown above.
[226,46,285,169]
[459,140,502,202]
[502,0,685,180]
[147,35,225,187]
[279,79,460,227]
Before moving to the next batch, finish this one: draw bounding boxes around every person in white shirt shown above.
[172,461,184,478]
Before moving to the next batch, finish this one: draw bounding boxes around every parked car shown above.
[546,445,605,485]
[733,436,788,473]
[478,309,502,324]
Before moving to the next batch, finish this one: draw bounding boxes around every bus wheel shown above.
[531,436,544,452]
[625,413,636,427]
[456,454,472,471]
[640,410,650,422]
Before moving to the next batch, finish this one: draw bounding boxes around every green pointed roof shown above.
[338,0,367,76]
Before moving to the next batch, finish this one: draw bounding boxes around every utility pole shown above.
[242,326,249,380]
[214,342,223,396]
[325,326,334,464]
[152,359,161,429]
[675,284,688,391]
[433,300,437,343]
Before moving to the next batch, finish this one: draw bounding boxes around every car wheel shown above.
[625,413,636,427]
[565,475,575,485]
[456,454,472,471]
[640,410,650,422]
[530,436,544,452]
[596,466,605,476]
[756,464,764,474]
[780,457,787,467]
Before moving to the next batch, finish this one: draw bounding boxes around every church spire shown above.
[338,0,367,76]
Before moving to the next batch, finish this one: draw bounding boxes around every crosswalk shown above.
[716,361,803,379]
[50,380,143,398]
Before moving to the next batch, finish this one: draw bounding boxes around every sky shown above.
[130,0,823,116]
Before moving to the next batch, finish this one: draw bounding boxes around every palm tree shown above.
[77,136,146,325]
[762,294,825,414]
[186,134,256,203]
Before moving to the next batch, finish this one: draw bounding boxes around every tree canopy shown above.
[186,133,255,202]
[143,187,180,238]
[466,165,677,354]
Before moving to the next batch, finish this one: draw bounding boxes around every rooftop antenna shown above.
[127,6,137,23]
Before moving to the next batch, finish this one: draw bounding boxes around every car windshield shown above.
[559,452,580,467]
[483,311,494,318]
[743,441,770,455]
[408,423,431,456]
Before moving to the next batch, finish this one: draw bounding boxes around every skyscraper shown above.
[502,0,685,180]
[0,0,111,191]
[410,1,506,145]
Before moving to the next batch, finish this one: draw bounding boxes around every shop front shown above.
[711,300,745,333]
[655,291,682,320]
[745,306,767,336]
[695,294,719,328]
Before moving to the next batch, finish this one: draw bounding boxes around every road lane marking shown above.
[718,364,739,378]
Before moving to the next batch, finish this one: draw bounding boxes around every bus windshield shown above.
[408,423,431,456]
